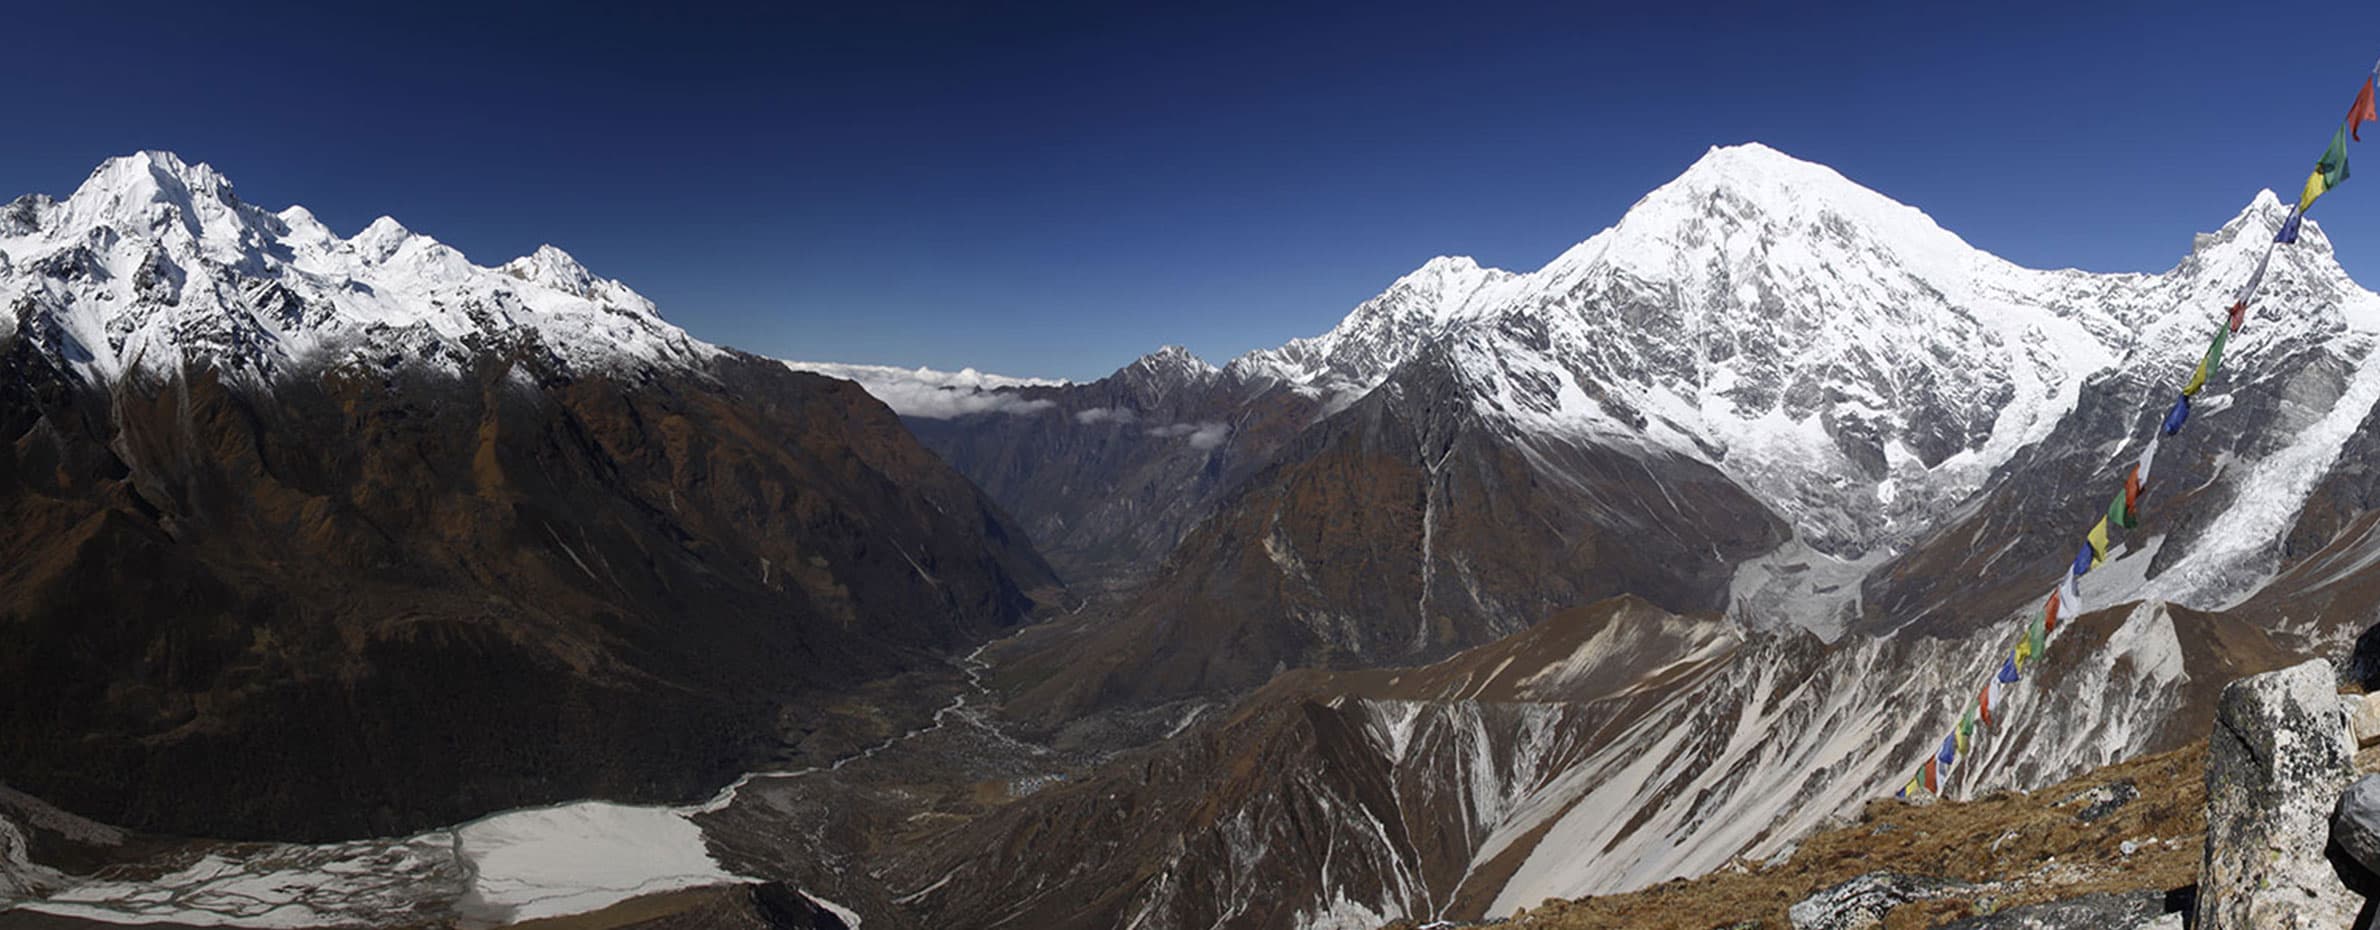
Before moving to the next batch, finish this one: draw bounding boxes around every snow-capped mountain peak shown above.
[0,152,714,383]
[1227,142,2380,563]
[502,244,600,298]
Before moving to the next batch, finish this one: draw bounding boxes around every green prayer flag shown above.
[2323,123,2353,190]
[2028,615,2048,659]
[2109,485,2137,530]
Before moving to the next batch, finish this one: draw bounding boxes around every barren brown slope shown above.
[0,338,1060,842]
[995,347,1788,718]
[1419,741,2207,930]
[870,596,1748,930]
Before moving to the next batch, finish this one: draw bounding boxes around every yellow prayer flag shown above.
[2301,169,2331,214]
[2086,517,2111,568]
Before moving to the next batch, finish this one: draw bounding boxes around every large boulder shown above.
[2198,659,2362,929]
[2334,775,2380,876]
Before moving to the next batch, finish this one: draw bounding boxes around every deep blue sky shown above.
[7,1,2380,380]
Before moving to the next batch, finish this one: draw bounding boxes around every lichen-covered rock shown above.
[1787,871,1969,930]
[2197,659,2361,929]
[1935,890,2168,929]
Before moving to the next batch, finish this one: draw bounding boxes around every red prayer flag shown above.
[1924,757,1940,793]
[2355,78,2379,142]
[2227,300,2247,333]
[1979,684,1994,726]
[2123,465,2143,517]
[2043,590,2062,634]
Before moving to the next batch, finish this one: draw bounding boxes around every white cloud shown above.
[782,360,1063,419]
[1147,421,1230,450]
[1075,406,1138,425]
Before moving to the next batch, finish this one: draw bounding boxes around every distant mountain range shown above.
[11,143,2380,930]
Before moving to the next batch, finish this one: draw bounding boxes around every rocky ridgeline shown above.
[1446,657,2380,930]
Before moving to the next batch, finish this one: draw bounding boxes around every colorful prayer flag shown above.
[1939,734,1957,768]
[2184,323,2230,396]
[2163,395,2190,436]
[2279,207,2307,244]
[2136,435,2160,488]
[2059,573,2084,623]
[2323,123,2353,189]
[2239,247,2274,303]
[2072,543,2094,578]
[2086,516,2112,568]
[2228,300,2248,333]
[2301,168,2333,215]
[2298,125,2352,213]
[1901,772,1921,799]
[2118,464,2144,529]
[1998,656,2020,684]
[2354,76,2379,141]
[1986,678,2006,721]
[1979,682,1996,726]
[2015,634,2034,669]
[2028,613,2049,660]
[1924,757,1940,794]
[1957,709,1975,756]
[2043,589,2063,634]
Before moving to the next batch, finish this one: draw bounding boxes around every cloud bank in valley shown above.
[1075,407,1138,425]
[782,361,1065,419]
[1147,421,1230,450]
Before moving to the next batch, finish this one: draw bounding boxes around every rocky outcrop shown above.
[2197,659,2361,929]
[1787,871,1970,930]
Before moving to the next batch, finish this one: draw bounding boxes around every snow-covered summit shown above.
[0,151,715,382]
[1227,142,2377,557]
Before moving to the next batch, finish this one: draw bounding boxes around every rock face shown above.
[2197,659,2360,929]
[2332,774,2380,878]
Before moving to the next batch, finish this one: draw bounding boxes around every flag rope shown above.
[1893,56,2380,801]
